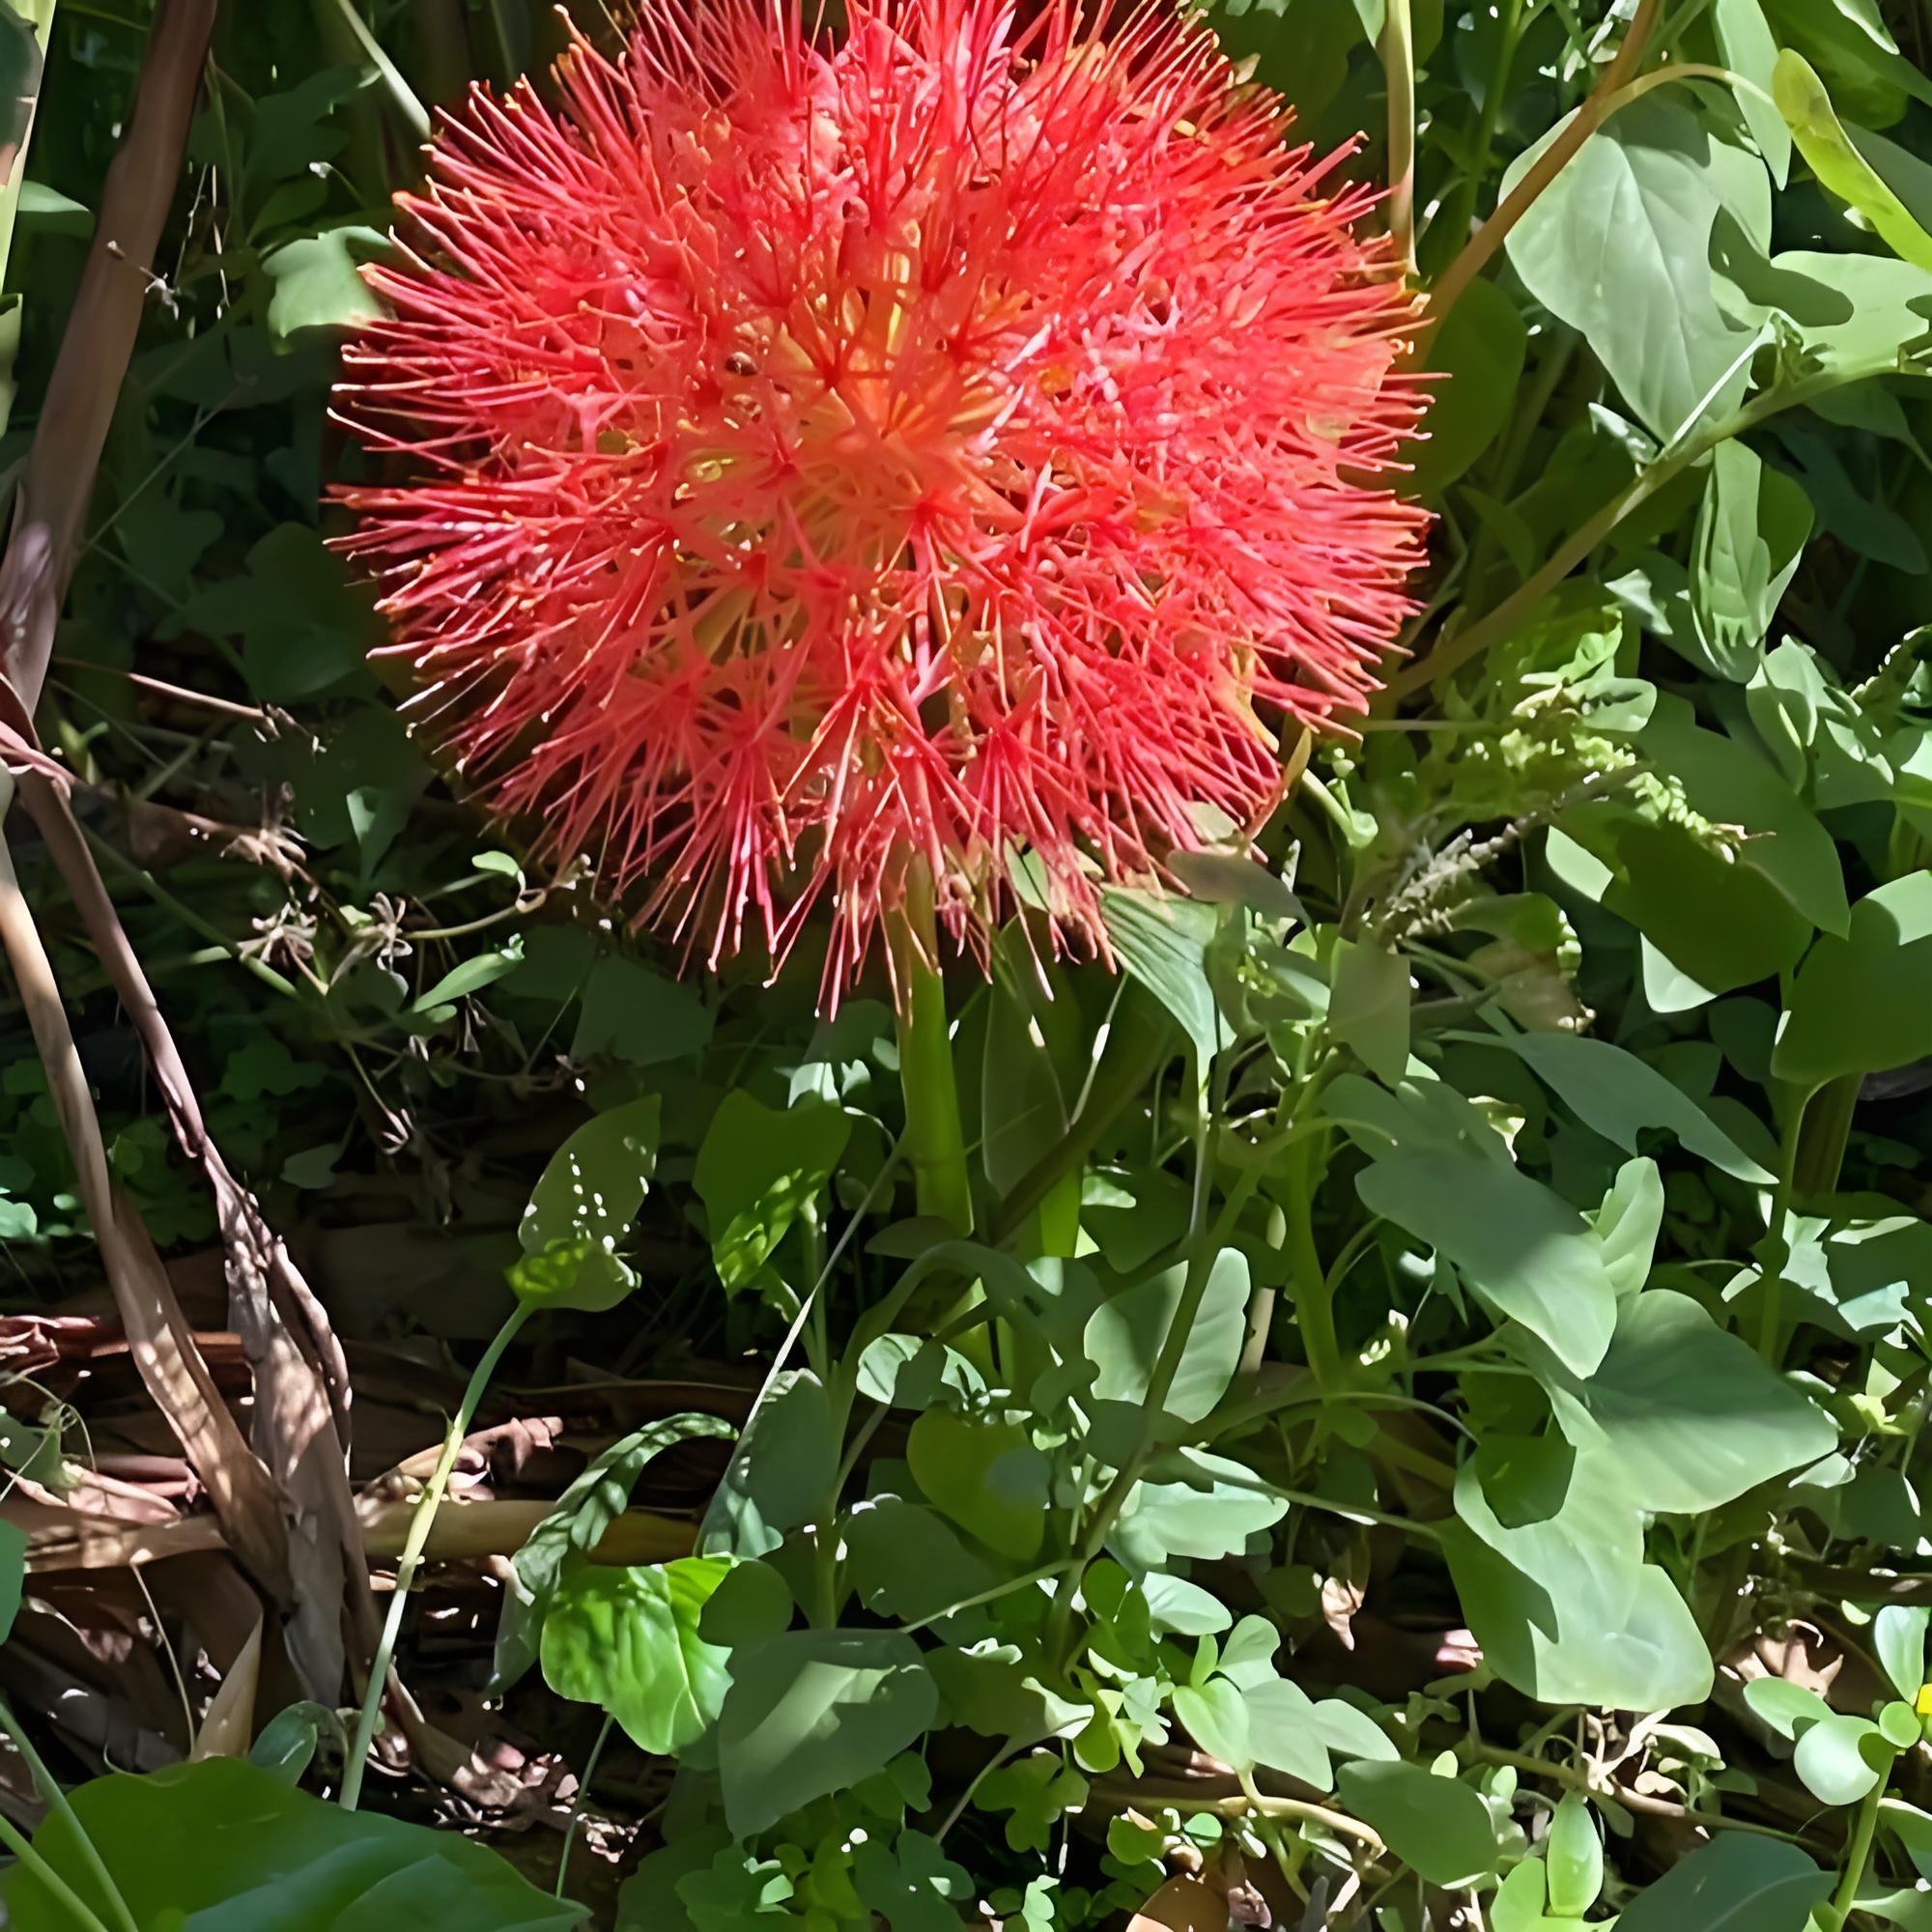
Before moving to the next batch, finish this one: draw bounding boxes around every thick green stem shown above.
[891,880,973,1237]
[340,1300,533,1808]
[1381,0,1416,274]
[1757,1087,1814,1367]
[1832,1769,1888,1924]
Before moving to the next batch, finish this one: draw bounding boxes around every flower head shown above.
[335,0,1428,998]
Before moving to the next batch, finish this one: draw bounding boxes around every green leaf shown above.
[1613,1834,1831,1932]
[844,1500,1002,1624]
[717,1630,938,1835]
[1595,1157,1665,1298]
[1743,1675,1833,1740]
[1638,696,1848,937]
[412,938,526,1014]
[571,955,713,1065]
[1525,1291,1837,1514]
[1689,440,1813,683]
[1328,938,1411,1083]
[695,1093,851,1293]
[906,1409,1050,1560]
[1336,1761,1495,1888]
[494,1412,733,1692]
[1112,1448,1289,1566]
[541,1556,734,1755]
[1442,1439,1713,1711]
[1083,1249,1249,1426]
[519,1095,661,1255]
[1544,1793,1604,1918]
[1243,1677,1332,1791]
[1404,276,1527,497]
[262,225,387,338]
[0,1517,22,1648]
[507,1236,636,1313]
[1502,93,1770,440]
[1356,1150,1617,1378]
[697,1370,839,1558]
[1877,1605,1931,1703]
[247,1702,346,1786]
[0,1757,581,1930]
[1099,888,1229,1077]
[1793,1711,1887,1804]
[1715,0,1792,185]
[1774,874,1932,1086]
[1488,1030,1773,1182]
[1173,1679,1252,1773]
[1307,1698,1399,1765]
[1776,52,1932,270]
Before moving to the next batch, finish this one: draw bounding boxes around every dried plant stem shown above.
[340,1301,532,1809]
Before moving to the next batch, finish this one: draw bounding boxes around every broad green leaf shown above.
[1638,696,1847,936]
[247,1702,345,1786]
[694,1093,851,1293]
[1307,1697,1399,1765]
[1877,1605,1931,1703]
[1715,0,1792,185]
[697,1370,839,1558]
[1613,1834,1831,1932]
[906,1410,1050,1560]
[1328,938,1411,1083]
[261,225,386,337]
[1112,1448,1288,1566]
[1743,1674,1833,1739]
[1689,440,1813,683]
[1172,1678,1252,1773]
[1595,1157,1665,1299]
[844,1500,1002,1625]
[519,1095,661,1255]
[1405,277,1527,495]
[494,1412,733,1692]
[541,1556,734,1755]
[1442,1439,1712,1711]
[1793,1711,1887,1804]
[1356,1150,1616,1377]
[1551,808,1815,1008]
[1083,1249,1249,1426]
[718,1630,938,1835]
[0,1757,580,1930]
[412,938,526,1014]
[1243,1677,1332,1791]
[1545,1793,1603,1918]
[1491,1860,1548,1932]
[1776,52,1932,270]
[1774,874,1932,1086]
[1753,251,1932,377]
[1490,1030,1773,1181]
[1336,1761,1495,1888]
[571,955,713,1065]
[1525,1291,1837,1514]
[506,1236,637,1314]
[1502,94,1770,440]
[1099,887,1230,1077]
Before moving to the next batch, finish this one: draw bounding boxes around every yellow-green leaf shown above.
[1775,50,1932,270]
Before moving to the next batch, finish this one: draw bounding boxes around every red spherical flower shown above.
[334,0,1427,998]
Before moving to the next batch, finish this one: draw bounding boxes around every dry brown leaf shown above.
[191,1610,262,1760]
[1125,1873,1230,1932]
